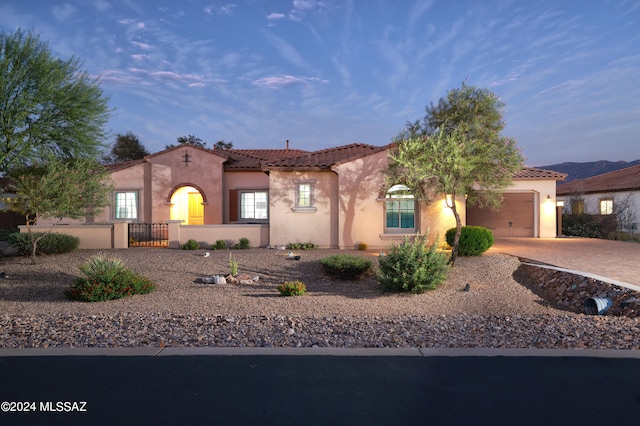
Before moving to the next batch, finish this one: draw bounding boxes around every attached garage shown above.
[467,193,535,237]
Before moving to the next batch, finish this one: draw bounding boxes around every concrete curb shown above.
[1,347,640,358]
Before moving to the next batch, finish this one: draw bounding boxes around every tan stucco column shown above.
[167,220,184,249]
[113,222,129,249]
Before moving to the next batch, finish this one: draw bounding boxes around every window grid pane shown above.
[115,192,137,219]
[241,193,255,219]
[240,191,268,220]
[298,184,311,207]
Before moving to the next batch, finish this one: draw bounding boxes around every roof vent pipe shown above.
[286,139,289,151]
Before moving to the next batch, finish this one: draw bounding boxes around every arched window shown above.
[385,184,415,232]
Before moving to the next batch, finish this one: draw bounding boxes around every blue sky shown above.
[1,0,638,166]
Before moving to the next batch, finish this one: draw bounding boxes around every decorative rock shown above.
[226,275,239,284]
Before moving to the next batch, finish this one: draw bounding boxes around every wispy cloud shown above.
[52,4,77,21]
[118,18,145,29]
[252,75,328,89]
[262,31,309,69]
[204,4,237,16]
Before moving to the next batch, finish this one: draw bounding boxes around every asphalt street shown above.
[1,352,639,425]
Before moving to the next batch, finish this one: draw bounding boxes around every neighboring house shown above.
[556,165,640,234]
[34,143,566,248]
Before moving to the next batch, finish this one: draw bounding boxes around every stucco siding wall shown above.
[332,151,387,249]
[148,147,226,224]
[223,171,270,223]
[268,170,337,248]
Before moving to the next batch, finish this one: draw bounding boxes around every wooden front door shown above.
[188,192,204,225]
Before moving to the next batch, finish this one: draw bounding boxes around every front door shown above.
[188,192,204,225]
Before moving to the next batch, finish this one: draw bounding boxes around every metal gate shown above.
[128,223,169,247]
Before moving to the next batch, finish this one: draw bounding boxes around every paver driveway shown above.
[490,237,640,287]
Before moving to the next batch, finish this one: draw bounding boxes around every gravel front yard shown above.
[1,248,639,349]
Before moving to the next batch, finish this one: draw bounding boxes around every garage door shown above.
[466,193,534,237]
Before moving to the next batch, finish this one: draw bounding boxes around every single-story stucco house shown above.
[30,142,567,249]
[557,164,640,234]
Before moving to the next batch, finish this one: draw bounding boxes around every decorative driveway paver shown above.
[491,237,640,287]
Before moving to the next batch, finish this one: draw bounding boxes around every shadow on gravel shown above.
[511,264,579,314]
[0,271,75,303]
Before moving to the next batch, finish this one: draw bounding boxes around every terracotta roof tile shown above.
[557,164,640,195]
[104,159,145,172]
[220,149,308,169]
[264,143,390,168]
[513,167,567,180]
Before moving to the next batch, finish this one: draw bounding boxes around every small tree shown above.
[104,131,149,163]
[165,134,206,150]
[388,83,524,265]
[3,158,113,262]
[0,30,110,171]
[213,140,233,149]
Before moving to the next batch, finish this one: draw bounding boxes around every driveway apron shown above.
[491,237,640,287]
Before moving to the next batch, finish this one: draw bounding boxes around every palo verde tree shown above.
[3,157,113,262]
[0,29,110,171]
[388,82,525,265]
[104,131,149,163]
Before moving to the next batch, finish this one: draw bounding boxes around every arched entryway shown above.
[169,185,206,225]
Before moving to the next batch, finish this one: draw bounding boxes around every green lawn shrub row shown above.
[320,254,373,279]
[445,226,494,256]
[7,232,79,256]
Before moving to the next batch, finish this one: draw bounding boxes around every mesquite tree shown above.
[388,83,524,265]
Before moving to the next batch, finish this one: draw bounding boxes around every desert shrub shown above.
[65,253,155,302]
[357,242,368,251]
[445,226,494,256]
[234,237,251,250]
[377,236,449,294]
[286,242,316,250]
[180,239,200,250]
[320,254,373,279]
[212,239,227,250]
[7,232,79,256]
[277,280,307,296]
[562,214,617,239]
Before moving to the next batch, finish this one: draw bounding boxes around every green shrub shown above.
[377,236,449,294]
[445,226,494,256]
[7,232,79,256]
[234,237,250,250]
[277,280,307,296]
[65,253,155,302]
[320,254,373,279]
[357,242,368,251]
[212,239,227,250]
[180,239,200,250]
[562,214,617,239]
[286,242,316,250]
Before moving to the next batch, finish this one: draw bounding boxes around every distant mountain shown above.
[537,160,640,183]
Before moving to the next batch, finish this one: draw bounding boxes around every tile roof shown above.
[220,149,308,169]
[557,164,640,195]
[513,167,568,180]
[104,159,145,172]
[263,143,390,168]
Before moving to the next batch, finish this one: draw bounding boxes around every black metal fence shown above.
[128,223,169,247]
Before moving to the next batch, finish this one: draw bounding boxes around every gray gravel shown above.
[0,248,638,349]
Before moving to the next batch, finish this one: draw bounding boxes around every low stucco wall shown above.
[19,225,117,249]
[170,223,270,249]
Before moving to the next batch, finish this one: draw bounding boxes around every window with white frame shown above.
[294,180,316,211]
[599,199,613,215]
[115,191,138,220]
[240,191,268,220]
[385,185,415,231]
